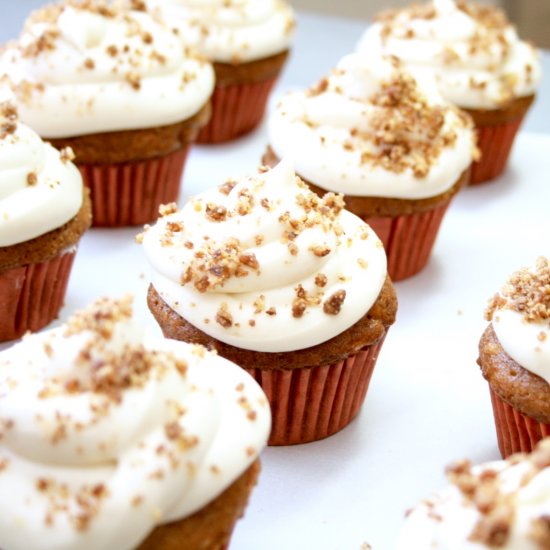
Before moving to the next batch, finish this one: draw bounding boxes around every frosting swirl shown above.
[0,102,83,247]
[141,160,388,353]
[397,438,550,549]
[0,296,270,550]
[146,0,295,63]
[268,54,475,199]
[486,257,550,384]
[357,0,541,110]
[0,1,214,138]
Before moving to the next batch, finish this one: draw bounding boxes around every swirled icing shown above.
[146,0,295,63]
[0,102,83,247]
[357,0,541,109]
[268,54,475,199]
[486,256,550,384]
[397,439,550,549]
[141,159,388,353]
[0,2,214,137]
[0,296,270,550]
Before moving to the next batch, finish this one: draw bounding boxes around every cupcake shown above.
[266,54,475,281]
[358,0,542,184]
[141,159,397,445]
[146,0,295,143]
[0,0,214,227]
[396,438,550,549]
[478,257,550,458]
[0,102,91,342]
[0,295,270,549]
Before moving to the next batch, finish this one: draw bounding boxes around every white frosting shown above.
[142,160,388,353]
[0,297,270,550]
[147,0,295,63]
[0,5,214,138]
[490,257,550,384]
[396,451,550,549]
[0,105,83,247]
[357,0,541,110]
[268,54,474,199]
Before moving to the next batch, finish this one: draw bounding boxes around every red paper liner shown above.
[197,77,278,144]
[489,386,550,458]
[469,116,525,185]
[78,146,189,227]
[0,251,76,341]
[364,203,450,282]
[243,335,387,446]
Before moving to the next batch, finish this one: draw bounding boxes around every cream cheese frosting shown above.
[0,295,270,550]
[396,439,550,549]
[357,0,541,110]
[268,54,475,199]
[0,102,83,247]
[146,0,295,64]
[486,257,550,385]
[141,160,388,353]
[0,1,215,138]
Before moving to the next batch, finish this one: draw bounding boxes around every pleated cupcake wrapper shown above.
[0,251,76,342]
[469,115,526,185]
[364,203,451,282]
[78,146,189,227]
[243,335,387,446]
[197,77,278,144]
[489,386,550,458]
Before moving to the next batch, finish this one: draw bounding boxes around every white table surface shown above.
[1,6,550,550]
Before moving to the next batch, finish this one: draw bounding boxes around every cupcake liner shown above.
[489,386,550,458]
[79,146,189,227]
[469,115,526,185]
[244,335,387,446]
[365,204,450,282]
[0,250,76,341]
[197,77,278,144]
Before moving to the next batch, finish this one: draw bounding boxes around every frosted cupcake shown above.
[0,102,91,341]
[0,296,270,549]
[146,0,295,143]
[266,54,475,281]
[141,160,397,445]
[479,257,550,458]
[1,0,214,226]
[396,438,550,549]
[358,0,541,184]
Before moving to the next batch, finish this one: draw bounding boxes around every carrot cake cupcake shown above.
[266,54,476,281]
[479,256,550,458]
[0,296,270,549]
[141,159,397,445]
[358,0,541,184]
[396,438,550,548]
[1,0,214,226]
[146,0,295,143]
[0,101,91,341]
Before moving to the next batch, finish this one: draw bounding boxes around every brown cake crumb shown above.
[159,202,178,217]
[486,257,550,323]
[315,273,328,288]
[205,203,227,222]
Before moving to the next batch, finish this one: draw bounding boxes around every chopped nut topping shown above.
[159,202,178,217]
[26,172,37,186]
[215,304,233,328]
[323,290,346,315]
[205,203,227,222]
[59,147,76,163]
[315,273,328,288]
[486,257,550,324]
